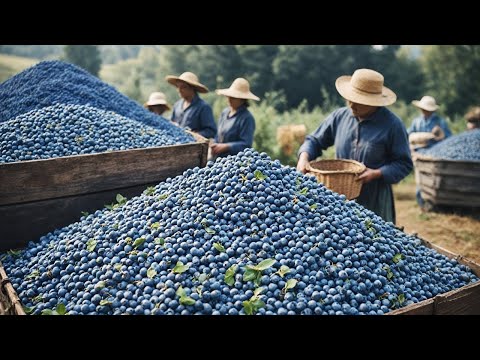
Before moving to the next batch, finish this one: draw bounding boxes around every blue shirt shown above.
[214,106,255,157]
[171,94,217,138]
[407,113,452,148]
[298,107,413,223]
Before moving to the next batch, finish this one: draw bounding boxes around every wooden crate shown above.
[414,155,480,208]
[1,235,479,315]
[0,133,208,252]
[388,238,480,315]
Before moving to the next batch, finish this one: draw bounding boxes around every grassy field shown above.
[394,175,480,263]
[0,54,38,83]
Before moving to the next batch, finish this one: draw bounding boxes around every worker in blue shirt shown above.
[408,95,452,148]
[297,69,413,224]
[408,95,451,208]
[165,71,217,139]
[210,78,259,159]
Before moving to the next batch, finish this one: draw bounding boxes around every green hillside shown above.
[0,54,38,83]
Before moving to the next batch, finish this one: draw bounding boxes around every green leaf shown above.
[116,194,127,205]
[309,204,318,210]
[144,186,156,196]
[23,305,35,314]
[276,265,291,278]
[157,193,169,201]
[296,177,301,186]
[254,169,267,181]
[253,287,264,297]
[154,237,165,245]
[213,242,225,252]
[114,264,122,271]
[179,296,195,306]
[254,272,262,286]
[56,303,67,315]
[254,258,276,271]
[393,253,404,264]
[198,273,208,283]
[125,237,133,244]
[398,293,405,305]
[32,295,44,303]
[147,266,157,279]
[299,187,308,195]
[224,265,238,286]
[25,270,40,279]
[251,299,265,310]
[100,299,112,306]
[133,237,146,249]
[205,227,216,235]
[7,249,22,257]
[41,309,54,315]
[243,268,258,282]
[243,300,254,315]
[112,223,119,230]
[173,261,190,274]
[95,281,106,290]
[86,238,97,252]
[150,222,161,230]
[176,286,186,298]
[387,270,394,280]
[81,211,89,217]
[285,278,298,290]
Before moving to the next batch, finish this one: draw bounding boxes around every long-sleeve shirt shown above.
[407,113,452,148]
[298,106,413,223]
[171,94,217,138]
[214,105,255,157]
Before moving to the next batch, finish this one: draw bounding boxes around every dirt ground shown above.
[393,178,480,264]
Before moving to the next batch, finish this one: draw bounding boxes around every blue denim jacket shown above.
[171,94,217,138]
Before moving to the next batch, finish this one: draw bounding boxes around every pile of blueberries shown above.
[0,104,193,163]
[2,150,477,315]
[418,129,480,161]
[0,60,176,130]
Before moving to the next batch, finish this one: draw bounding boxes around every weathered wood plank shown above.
[421,189,480,207]
[388,299,434,315]
[418,171,480,193]
[0,140,208,206]
[434,282,480,315]
[415,157,480,177]
[0,183,158,252]
[0,261,25,315]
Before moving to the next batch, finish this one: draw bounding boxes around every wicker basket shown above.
[306,159,366,199]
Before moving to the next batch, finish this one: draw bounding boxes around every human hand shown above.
[432,125,445,140]
[296,152,310,174]
[210,143,229,155]
[356,167,382,184]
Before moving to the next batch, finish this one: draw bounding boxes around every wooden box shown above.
[0,133,208,252]
[414,155,480,208]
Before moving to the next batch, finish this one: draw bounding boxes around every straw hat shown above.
[335,69,396,107]
[144,92,171,110]
[215,78,260,101]
[412,95,439,112]
[165,72,209,93]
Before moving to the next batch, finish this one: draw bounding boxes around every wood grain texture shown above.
[415,157,480,177]
[0,260,25,315]
[0,140,208,206]
[0,183,158,252]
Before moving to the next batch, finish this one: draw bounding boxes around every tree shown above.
[421,45,480,117]
[63,45,102,77]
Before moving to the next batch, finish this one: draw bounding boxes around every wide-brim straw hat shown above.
[144,92,171,110]
[165,71,209,93]
[215,77,260,101]
[412,95,439,111]
[335,68,396,107]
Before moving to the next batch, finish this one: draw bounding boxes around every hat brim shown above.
[144,102,171,110]
[411,100,438,112]
[166,76,209,93]
[215,88,260,101]
[335,76,396,107]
